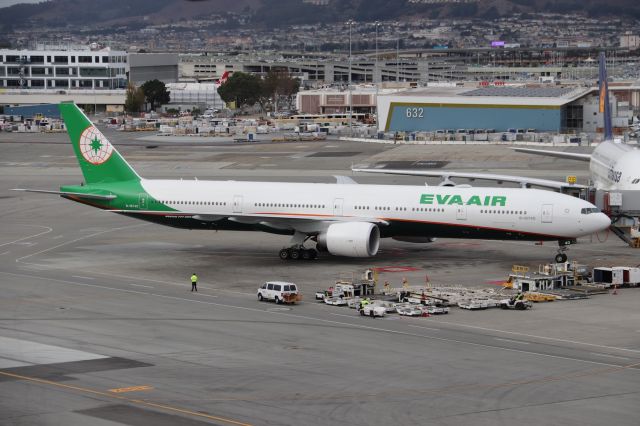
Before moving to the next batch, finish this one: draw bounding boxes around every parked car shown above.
[257,281,299,304]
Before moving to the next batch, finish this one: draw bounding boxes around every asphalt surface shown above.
[1,130,639,426]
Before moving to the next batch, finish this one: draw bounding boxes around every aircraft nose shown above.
[590,213,611,233]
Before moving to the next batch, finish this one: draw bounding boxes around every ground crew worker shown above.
[190,273,198,292]
[359,297,370,311]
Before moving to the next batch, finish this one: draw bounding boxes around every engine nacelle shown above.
[392,236,437,243]
[317,222,380,257]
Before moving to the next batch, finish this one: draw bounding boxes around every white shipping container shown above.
[628,268,640,285]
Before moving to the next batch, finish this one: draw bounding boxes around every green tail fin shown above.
[59,102,140,184]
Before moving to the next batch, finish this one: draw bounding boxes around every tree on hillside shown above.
[124,82,145,114]
[217,72,263,109]
[141,79,170,111]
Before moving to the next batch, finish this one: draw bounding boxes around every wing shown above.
[334,175,358,184]
[11,188,117,200]
[352,168,587,190]
[119,211,388,235]
[511,147,592,162]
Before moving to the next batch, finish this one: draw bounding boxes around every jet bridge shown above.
[594,189,640,247]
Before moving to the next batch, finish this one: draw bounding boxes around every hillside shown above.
[1,0,639,31]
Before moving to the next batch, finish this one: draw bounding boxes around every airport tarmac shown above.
[1,130,639,426]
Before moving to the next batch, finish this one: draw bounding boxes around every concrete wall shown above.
[129,53,179,85]
[4,103,60,118]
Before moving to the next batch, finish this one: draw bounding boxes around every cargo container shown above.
[592,267,624,286]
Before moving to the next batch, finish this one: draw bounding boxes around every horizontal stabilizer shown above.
[512,147,591,162]
[11,188,117,200]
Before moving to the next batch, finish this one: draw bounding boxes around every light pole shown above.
[396,38,400,82]
[374,21,380,83]
[347,19,355,136]
[374,21,381,133]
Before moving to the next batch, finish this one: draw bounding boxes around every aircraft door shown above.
[456,206,467,220]
[333,198,344,216]
[541,204,553,223]
[138,193,147,210]
[233,195,243,213]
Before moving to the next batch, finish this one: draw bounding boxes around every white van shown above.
[257,281,299,304]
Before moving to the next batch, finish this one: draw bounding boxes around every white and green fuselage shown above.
[40,103,611,258]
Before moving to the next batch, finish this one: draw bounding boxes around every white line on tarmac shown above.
[72,276,95,280]
[15,224,145,264]
[130,284,154,289]
[0,252,9,256]
[329,312,358,319]
[196,294,218,298]
[0,226,53,248]
[2,270,636,371]
[495,338,530,345]
[589,353,631,360]
[407,324,441,332]
[433,319,640,354]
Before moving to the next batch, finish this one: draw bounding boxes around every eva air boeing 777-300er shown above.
[13,103,611,262]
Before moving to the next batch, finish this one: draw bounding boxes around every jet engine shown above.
[317,222,380,257]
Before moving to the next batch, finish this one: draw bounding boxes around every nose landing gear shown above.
[554,239,574,263]
[554,249,568,264]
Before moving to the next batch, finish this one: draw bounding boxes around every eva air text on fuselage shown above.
[420,194,507,206]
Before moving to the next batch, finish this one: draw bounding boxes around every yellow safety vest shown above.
[191,275,198,283]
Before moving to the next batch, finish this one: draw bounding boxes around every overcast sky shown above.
[0,0,45,8]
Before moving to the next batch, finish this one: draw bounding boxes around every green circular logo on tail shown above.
[79,126,113,165]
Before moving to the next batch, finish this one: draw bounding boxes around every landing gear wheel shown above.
[289,249,301,260]
[301,249,310,260]
[555,253,567,263]
[279,248,290,260]
[308,249,318,260]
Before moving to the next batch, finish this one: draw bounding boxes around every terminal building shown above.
[0,48,128,90]
[0,47,128,114]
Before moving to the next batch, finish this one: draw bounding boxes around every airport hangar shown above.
[376,85,602,134]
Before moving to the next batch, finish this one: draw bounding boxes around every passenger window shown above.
[267,284,274,290]
[290,285,297,291]
[274,285,281,291]
[283,285,290,291]
[261,283,267,289]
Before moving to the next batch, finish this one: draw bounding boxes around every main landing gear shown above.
[279,232,318,261]
[279,247,318,261]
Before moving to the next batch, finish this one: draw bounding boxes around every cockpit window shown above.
[581,207,600,214]
[632,178,640,185]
